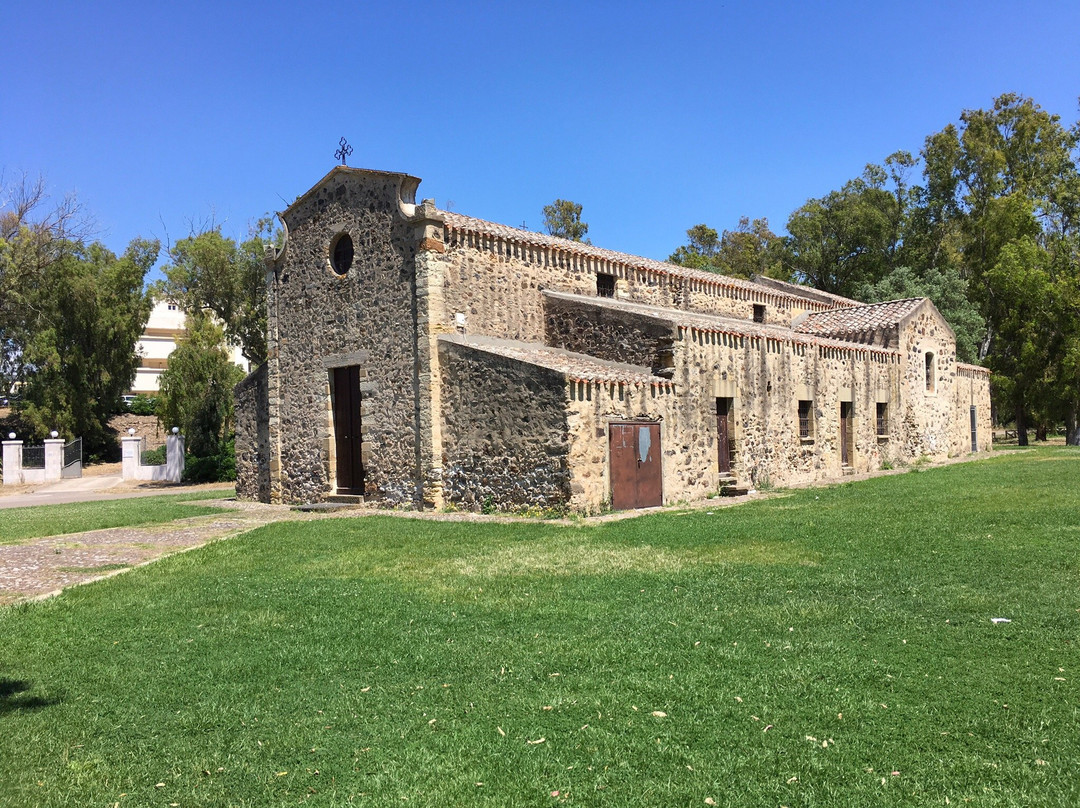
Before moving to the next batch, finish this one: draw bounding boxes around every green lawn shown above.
[1,449,1079,806]
[0,493,231,544]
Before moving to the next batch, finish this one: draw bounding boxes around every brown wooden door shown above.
[840,402,853,465]
[716,397,732,474]
[609,422,662,510]
[332,366,365,493]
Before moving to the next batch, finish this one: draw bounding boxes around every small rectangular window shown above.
[925,352,935,392]
[798,400,813,439]
[753,304,766,323]
[876,402,888,436]
[597,273,615,298]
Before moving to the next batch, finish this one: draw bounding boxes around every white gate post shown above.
[2,438,23,485]
[121,435,142,481]
[44,438,65,482]
[166,431,185,483]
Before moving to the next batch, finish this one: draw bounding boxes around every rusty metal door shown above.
[840,402,853,465]
[332,366,365,493]
[609,422,662,510]
[716,397,732,474]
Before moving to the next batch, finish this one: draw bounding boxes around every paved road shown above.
[0,478,235,509]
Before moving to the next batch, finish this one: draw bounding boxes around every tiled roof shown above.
[439,333,668,386]
[440,211,845,313]
[543,290,901,355]
[750,276,864,307]
[793,298,926,338]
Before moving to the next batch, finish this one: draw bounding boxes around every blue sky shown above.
[4,0,1079,273]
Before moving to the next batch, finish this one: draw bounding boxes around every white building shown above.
[131,301,249,395]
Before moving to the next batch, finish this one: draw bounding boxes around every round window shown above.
[331,233,354,275]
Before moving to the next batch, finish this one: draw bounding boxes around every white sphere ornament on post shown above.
[172,427,180,434]
[128,428,136,436]
[50,430,59,438]
[7,433,14,440]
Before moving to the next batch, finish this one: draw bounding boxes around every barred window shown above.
[597,272,615,298]
[798,400,813,439]
[876,402,888,436]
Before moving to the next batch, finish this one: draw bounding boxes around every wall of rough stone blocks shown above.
[898,306,957,459]
[544,294,676,374]
[566,380,685,510]
[674,331,903,488]
[265,170,423,505]
[438,340,571,509]
[434,239,818,344]
[234,363,269,501]
[954,365,993,453]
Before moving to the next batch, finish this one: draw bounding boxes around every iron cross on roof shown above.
[335,137,353,165]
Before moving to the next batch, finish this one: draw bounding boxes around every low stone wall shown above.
[438,341,571,510]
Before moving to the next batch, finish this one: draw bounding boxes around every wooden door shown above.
[332,366,365,494]
[840,402,853,466]
[609,422,662,510]
[716,398,732,474]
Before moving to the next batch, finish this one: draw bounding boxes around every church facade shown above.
[234,167,991,511]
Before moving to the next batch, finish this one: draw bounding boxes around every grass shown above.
[0,492,231,544]
[1,449,1079,806]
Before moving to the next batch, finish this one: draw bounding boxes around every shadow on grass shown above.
[0,677,60,715]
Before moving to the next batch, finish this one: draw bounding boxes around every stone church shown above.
[235,167,991,511]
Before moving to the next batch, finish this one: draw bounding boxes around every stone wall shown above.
[674,329,902,489]
[432,231,831,346]
[265,169,424,505]
[438,340,571,509]
[544,292,676,374]
[954,364,993,453]
[898,304,957,458]
[566,380,686,510]
[234,363,269,502]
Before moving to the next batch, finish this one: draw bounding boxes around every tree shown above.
[0,175,92,399]
[0,176,154,457]
[158,221,271,366]
[156,313,245,478]
[542,199,590,242]
[669,224,722,271]
[918,95,1080,443]
[783,155,912,298]
[670,218,788,279]
[858,265,985,364]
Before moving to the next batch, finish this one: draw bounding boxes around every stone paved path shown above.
[0,500,301,605]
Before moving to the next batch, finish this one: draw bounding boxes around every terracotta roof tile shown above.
[793,298,925,339]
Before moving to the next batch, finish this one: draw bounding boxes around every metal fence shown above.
[139,436,167,466]
[64,437,82,469]
[22,444,45,469]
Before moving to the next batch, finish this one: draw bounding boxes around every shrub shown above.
[183,437,236,483]
[130,395,158,416]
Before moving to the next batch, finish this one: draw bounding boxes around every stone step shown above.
[327,493,365,505]
[293,493,365,512]
[721,486,750,497]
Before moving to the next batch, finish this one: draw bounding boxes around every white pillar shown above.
[166,434,185,482]
[2,440,23,485]
[44,438,65,482]
[121,436,142,481]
